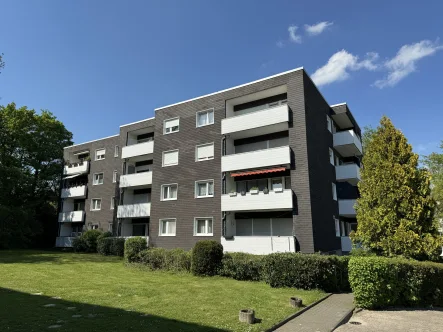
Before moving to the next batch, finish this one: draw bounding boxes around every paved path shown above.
[274,293,354,332]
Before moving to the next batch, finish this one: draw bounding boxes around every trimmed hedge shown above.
[137,248,191,272]
[191,240,223,276]
[349,256,443,308]
[72,230,102,253]
[124,237,147,262]
[221,252,264,281]
[97,237,125,257]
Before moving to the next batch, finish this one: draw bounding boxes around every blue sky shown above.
[1,0,442,154]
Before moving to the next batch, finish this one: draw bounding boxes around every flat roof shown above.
[120,116,155,128]
[64,134,119,149]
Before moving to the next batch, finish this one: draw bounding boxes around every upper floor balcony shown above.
[222,189,292,212]
[335,164,361,186]
[120,172,152,188]
[63,161,89,176]
[338,199,357,218]
[117,203,151,218]
[333,130,362,157]
[61,185,87,199]
[222,146,291,172]
[58,210,85,223]
[122,140,154,159]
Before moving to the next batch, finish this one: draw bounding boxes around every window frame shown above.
[159,218,177,236]
[195,180,214,198]
[90,198,102,211]
[93,172,104,185]
[163,117,180,135]
[95,148,106,161]
[335,218,340,237]
[329,148,335,166]
[114,145,119,157]
[162,149,179,167]
[161,183,178,201]
[327,115,333,133]
[332,182,337,201]
[196,108,215,128]
[110,196,115,210]
[91,224,99,230]
[112,170,118,183]
[194,217,214,236]
[195,142,214,162]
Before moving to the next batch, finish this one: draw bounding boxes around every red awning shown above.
[231,167,286,177]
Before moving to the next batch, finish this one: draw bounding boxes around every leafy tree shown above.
[0,103,72,248]
[362,125,376,153]
[423,142,443,227]
[352,116,442,260]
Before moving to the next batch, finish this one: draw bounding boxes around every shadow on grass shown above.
[0,287,228,332]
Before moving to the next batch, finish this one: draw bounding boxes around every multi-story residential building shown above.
[56,67,362,254]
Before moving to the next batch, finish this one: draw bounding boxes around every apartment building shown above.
[56,67,362,254]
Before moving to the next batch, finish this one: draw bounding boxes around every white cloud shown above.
[374,40,443,88]
[276,40,285,48]
[304,21,333,36]
[288,25,302,43]
[311,50,379,87]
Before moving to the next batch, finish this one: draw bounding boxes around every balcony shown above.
[222,189,292,212]
[61,185,87,199]
[335,164,360,186]
[63,161,89,176]
[339,199,357,217]
[221,236,295,255]
[117,203,151,218]
[222,104,289,138]
[120,172,152,188]
[222,146,290,172]
[333,130,362,157]
[122,141,154,159]
[58,211,85,223]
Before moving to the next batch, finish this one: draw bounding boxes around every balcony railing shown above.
[119,172,152,188]
[222,146,291,172]
[338,199,357,217]
[61,185,87,198]
[117,203,151,218]
[221,236,295,255]
[63,161,89,176]
[333,130,362,157]
[58,211,85,223]
[335,164,360,186]
[222,189,292,212]
[121,141,154,159]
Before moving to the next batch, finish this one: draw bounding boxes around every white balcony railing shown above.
[61,185,87,198]
[333,130,362,157]
[58,211,85,223]
[221,236,295,255]
[335,164,361,186]
[63,161,89,176]
[222,189,292,212]
[119,172,152,188]
[222,104,289,135]
[121,141,154,159]
[117,203,151,218]
[222,146,291,172]
[338,199,357,217]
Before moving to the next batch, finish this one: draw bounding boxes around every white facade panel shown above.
[221,236,295,255]
[339,199,357,217]
[335,164,361,185]
[221,146,290,172]
[221,189,292,212]
[58,211,85,223]
[117,203,151,218]
[333,130,362,157]
[119,172,152,188]
[341,236,353,252]
[61,185,87,198]
[63,161,89,176]
[121,141,154,159]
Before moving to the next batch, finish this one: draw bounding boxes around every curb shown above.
[332,305,355,331]
[266,293,333,332]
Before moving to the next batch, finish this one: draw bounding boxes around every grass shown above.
[0,250,325,331]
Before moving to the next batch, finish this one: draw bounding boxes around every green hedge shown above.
[97,237,125,257]
[72,230,102,253]
[124,237,147,262]
[261,253,350,292]
[349,256,443,308]
[137,248,191,272]
[191,240,223,276]
[221,252,264,281]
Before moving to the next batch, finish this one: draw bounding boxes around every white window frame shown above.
[159,218,176,236]
[163,117,180,135]
[194,217,214,236]
[91,198,102,211]
[113,170,118,183]
[196,108,215,128]
[329,148,335,166]
[93,172,104,185]
[195,180,214,198]
[108,222,113,232]
[327,115,332,133]
[335,218,340,237]
[195,142,214,162]
[341,221,346,236]
[162,149,179,167]
[91,224,99,230]
[110,197,115,210]
[114,145,119,157]
[95,148,105,161]
[161,183,178,201]
[332,183,337,201]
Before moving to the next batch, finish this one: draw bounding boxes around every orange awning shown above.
[231,167,286,177]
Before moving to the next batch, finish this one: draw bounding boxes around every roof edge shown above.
[64,134,119,149]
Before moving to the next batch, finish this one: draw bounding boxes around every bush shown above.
[97,237,112,256]
[221,253,264,281]
[98,231,112,240]
[110,238,125,257]
[191,240,223,276]
[72,236,87,252]
[124,237,147,262]
[349,256,443,309]
[138,248,191,272]
[97,237,125,257]
[349,248,376,257]
[261,253,350,292]
[72,230,102,253]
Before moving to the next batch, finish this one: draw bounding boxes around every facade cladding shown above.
[56,68,362,254]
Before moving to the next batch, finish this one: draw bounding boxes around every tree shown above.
[0,53,4,74]
[423,142,443,227]
[361,125,376,154]
[0,103,73,248]
[352,116,442,260]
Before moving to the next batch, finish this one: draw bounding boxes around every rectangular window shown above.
[95,148,105,160]
[341,221,346,236]
[133,224,146,236]
[327,115,332,133]
[159,219,176,236]
[93,173,104,185]
[272,178,283,192]
[329,148,335,165]
[114,145,119,157]
[335,218,340,237]
[110,197,115,210]
[113,170,118,183]
[195,180,214,198]
[196,143,214,161]
[91,199,101,211]
[162,150,179,167]
[194,218,213,236]
[161,184,178,201]
[196,109,214,127]
[164,117,179,134]
[108,222,113,233]
[284,176,291,189]
[332,183,337,201]
[335,155,340,166]
[91,224,99,230]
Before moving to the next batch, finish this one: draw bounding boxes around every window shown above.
[108,222,113,233]
[93,173,104,185]
[335,155,340,166]
[196,143,214,161]
[161,184,178,201]
[332,183,337,201]
[95,148,105,160]
[195,180,214,198]
[110,197,115,210]
[137,132,154,143]
[196,109,214,127]
[164,117,179,134]
[335,218,340,237]
[194,218,213,236]
[327,115,332,133]
[133,224,146,236]
[341,221,346,236]
[162,150,179,167]
[113,170,118,183]
[91,224,99,230]
[114,145,119,157]
[329,148,335,165]
[159,219,176,236]
[285,176,291,190]
[272,178,283,192]
[91,199,101,211]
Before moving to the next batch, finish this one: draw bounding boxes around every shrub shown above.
[124,237,147,262]
[81,230,102,253]
[72,236,87,252]
[98,237,126,257]
[349,256,443,309]
[191,240,223,276]
[97,237,112,256]
[261,253,350,292]
[221,252,264,281]
[110,238,125,257]
[98,231,112,240]
[138,248,191,272]
[349,248,376,257]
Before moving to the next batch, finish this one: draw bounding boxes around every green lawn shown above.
[0,250,325,331]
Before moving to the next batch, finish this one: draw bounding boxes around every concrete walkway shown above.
[274,293,354,332]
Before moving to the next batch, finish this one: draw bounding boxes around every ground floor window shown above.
[159,219,176,236]
[236,218,292,236]
[132,223,147,236]
[194,218,213,236]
